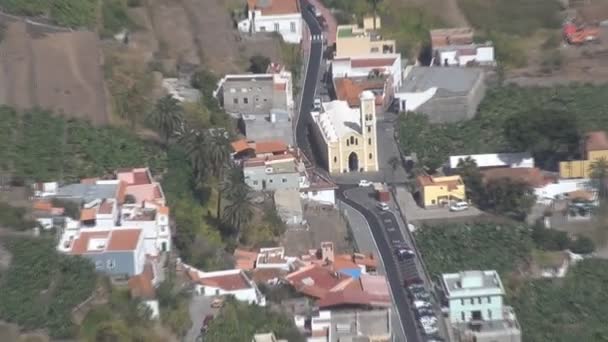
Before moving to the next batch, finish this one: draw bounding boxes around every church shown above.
[310,91,379,174]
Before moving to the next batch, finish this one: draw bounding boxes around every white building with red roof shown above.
[238,0,303,44]
[65,228,146,276]
[182,263,266,306]
[331,53,403,91]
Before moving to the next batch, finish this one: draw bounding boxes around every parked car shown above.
[395,247,415,260]
[415,307,435,318]
[211,297,224,308]
[420,324,439,335]
[413,300,432,309]
[377,202,390,211]
[358,179,372,187]
[201,314,214,333]
[404,276,423,287]
[313,97,322,111]
[449,201,469,212]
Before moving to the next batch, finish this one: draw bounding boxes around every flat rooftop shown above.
[56,182,119,203]
[442,270,505,298]
[329,309,391,342]
[399,66,483,96]
[337,26,356,38]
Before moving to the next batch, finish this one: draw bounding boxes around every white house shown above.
[238,0,302,44]
[121,205,171,254]
[331,54,403,90]
[449,153,534,169]
[434,44,495,67]
[184,264,266,306]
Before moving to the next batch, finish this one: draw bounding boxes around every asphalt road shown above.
[338,186,424,342]
[295,3,323,163]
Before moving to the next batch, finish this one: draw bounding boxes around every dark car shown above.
[395,247,415,260]
[415,307,436,318]
[201,314,214,333]
[403,277,423,288]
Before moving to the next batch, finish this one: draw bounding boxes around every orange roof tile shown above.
[158,206,170,215]
[33,200,53,212]
[80,208,97,221]
[70,231,110,254]
[248,0,299,15]
[231,139,252,154]
[199,272,251,290]
[98,200,113,214]
[481,167,553,188]
[234,249,258,270]
[254,140,288,154]
[128,263,155,299]
[106,229,142,251]
[417,175,463,190]
[585,131,608,152]
[334,78,385,107]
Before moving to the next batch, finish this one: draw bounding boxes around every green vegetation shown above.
[398,84,608,171]
[0,0,96,28]
[204,297,305,342]
[0,106,166,183]
[0,202,37,231]
[458,0,562,67]
[248,54,271,74]
[101,0,134,37]
[415,222,534,277]
[511,259,608,342]
[0,238,96,338]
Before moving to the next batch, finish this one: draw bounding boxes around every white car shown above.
[377,202,390,211]
[358,179,372,187]
[313,98,322,111]
[413,300,432,309]
[449,201,469,212]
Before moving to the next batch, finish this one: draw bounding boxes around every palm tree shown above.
[367,0,382,30]
[207,132,231,177]
[222,184,253,242]
[589,157,608,200]
[180,129,210,182]
[221,166,247,205]
[148,95,183,146]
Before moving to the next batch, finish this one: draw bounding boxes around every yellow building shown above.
[310,91,378,174]
[559,131,608,178]
[417,175,466,208]
[335,17,396,58]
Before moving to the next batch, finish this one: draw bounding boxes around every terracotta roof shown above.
[334,78,385,107]
[70,231,110,254]
[231,139,252,154]
[481,167,553,188]
[252,268,285,283]
[33,200,53,212]
[247,0,299,15]
[274,83,287,91]
[126,183,164,203]
[80,208,97,221]
[116,168,152,185]
[106,229,142,251]
[254,140,288,154]
[80,177,99,184]
[128,263,155,299]
[350,57,396,68]
[417,175,463,190]
[198,272,251,291]
[157,206,170,215]
[234,249,258,270]
[98,200,113,214]
[285,265,344,299]
[585,131,608,152]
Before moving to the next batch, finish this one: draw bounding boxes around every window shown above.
[346,140,350,146]
[369,153,373,160]
[260,26,266,31]
[350,136,354,145]
[487,296,491,303]
[478,297,482,304]
[230,88,236,93]
[95,260,103,269]
[461,312,465,321]
[355,138,358,145]
[312,191,318,195]
[274,23,280,31]
[371,47,379,53]
[243,97,249,104]
[263,98,268,102]
[233,98,238,104]
[282,178,287,183]
[470,298,474,305]
[488,309,492,320]
[461,299,465,305]
[241,88,248,93]
[107,259,116,269]
[432,199,436,204]
[368,138,372,145]
[367,126,371,133]
[253,181,258,185]
[333,156,337,163]
[269,179,273,183]
[290,22,296,32]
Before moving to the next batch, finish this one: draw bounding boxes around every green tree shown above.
[456,157,485,204]
[248,54,271,73]
[589,157,608,200]
[367,0,382,30]
[482,178,535,220]
[148,95,184,146]
[569,235,595,254]
[181,129,210,182]
[221,166,247,202]
[222,185,253,242]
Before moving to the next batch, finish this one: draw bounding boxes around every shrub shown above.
[569,235,595,254]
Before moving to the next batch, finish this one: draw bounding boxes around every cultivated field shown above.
[0,15,109,125]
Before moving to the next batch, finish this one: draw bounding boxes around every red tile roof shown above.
[247,0,299,15]
[70,231,110,254]
[33,200,53,212]
[285,265,344,299]
[234,249,258,270]
[128,263,155,299]
[481,167,554,188]
[231,139,252,154]
[98,200,113,214]
[106,229,142,251]
[334,78,385,107]
[80,208,97,221]
[585,131,608,152]
[198,272,251,291]
[254,140,288,154]
[157,206,170,215]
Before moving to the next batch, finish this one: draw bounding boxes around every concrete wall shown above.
[300,188,336,205]
[449,295,504,323]
[221,78,278,114]
[418,74,486,123]
[252,13,302,44]
[244,166,301,191]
